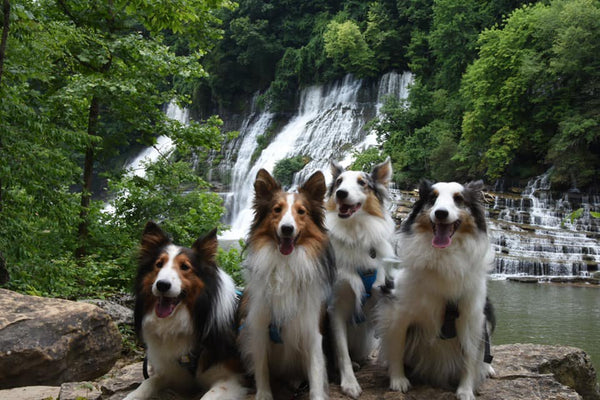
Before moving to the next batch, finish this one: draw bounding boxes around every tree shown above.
[323,19,377,78]
[458,0,600,186]
[33,0,231,257]
[1,0,234,297]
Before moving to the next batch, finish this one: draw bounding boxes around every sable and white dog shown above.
[125,222,246,400]
[376,180,495,400]
[325,158,397,398]
[239,169,335,400]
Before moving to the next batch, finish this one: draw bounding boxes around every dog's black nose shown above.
[280,224,294,236]
[434,209,449,220]
[156,280,171,293]
[336,189,348,199]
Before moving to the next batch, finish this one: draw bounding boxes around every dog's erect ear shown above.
[330,161,344,181]
[192,228,218,264]
[299,171,327,202]
[141,221,170,248]
[254,169,281,200]
[465,180,485,203]
[371,157,392,187]
[418,179,433,199]
[466,180,484,192]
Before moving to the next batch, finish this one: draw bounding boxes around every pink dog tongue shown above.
[339,203,360,217]
[156,297,177,318]
[279,237,295,255]
[433,223,453,248]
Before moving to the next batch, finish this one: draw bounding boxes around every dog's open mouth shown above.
[338,202,361,218]
[278,236,297,255]
[432,220,461,249]
[155,295,181,318]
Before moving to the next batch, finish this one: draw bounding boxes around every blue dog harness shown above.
[352,269,377,324]
[236,289,284,344]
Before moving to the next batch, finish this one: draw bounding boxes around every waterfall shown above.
[102,101,186,213]
[124,102,184,177]
[219,71,413,240]
[489,170,600,277]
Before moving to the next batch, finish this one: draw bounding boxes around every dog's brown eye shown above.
[357,179,366,186]
[156,261,164,269]
[297,208,306,215]
[181,263,190,271]
[336,178,343,187]
[453,194,464,205]
[274,206,282,213]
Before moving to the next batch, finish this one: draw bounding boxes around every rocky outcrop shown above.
[0,289,122,389]
[3,343,596,400]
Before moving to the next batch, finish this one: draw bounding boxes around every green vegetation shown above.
[273,155,310,188]
[0,0,238,299]
[2,0,600,299]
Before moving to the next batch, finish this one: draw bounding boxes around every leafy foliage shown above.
[458,0,600,186]
[273,155,310,188]
[323,20,377,78]
[0,0,239,299]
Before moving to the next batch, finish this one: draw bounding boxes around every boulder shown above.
[0,289,122,389]
[80,299,134,327]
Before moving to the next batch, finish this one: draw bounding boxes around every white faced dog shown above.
[325,159,397,398]
[376,180,495,400]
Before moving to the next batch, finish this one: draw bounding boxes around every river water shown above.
[488,279,600,380]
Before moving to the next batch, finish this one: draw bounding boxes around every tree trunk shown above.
[0,0,11,213]
[75,96,100,258]
[0,0,9,85]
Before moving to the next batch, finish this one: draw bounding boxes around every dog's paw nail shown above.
[390,376,411,392]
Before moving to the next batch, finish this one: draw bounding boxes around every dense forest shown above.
[1,0,599,298]
[196,0,600,189]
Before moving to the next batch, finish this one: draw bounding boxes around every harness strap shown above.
[178,350,200,375]
[142,355,149,379]
[269,323,283,344]
[352,269,378,324]
[438,302,494,364]
[440,302,459,340]
[484,324,494,364]
[142,350,200,379]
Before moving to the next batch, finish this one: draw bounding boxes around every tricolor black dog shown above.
[376,180,495,400]
[125,222,245,400]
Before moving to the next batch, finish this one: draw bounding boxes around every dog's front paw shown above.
[123,392,142,400]
[484,362,496,378]
[456,387,476,400]
[255,390,274,400]
[340,375,362,399]
[389,376,411,392]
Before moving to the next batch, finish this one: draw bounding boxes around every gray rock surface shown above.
[3,343,595,400]
[0,288,122,389]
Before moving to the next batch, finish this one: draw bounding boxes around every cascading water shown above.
[489,170,600,276]
[219,71,413,240]
[124,102,184,177]
[102,101,185,213]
